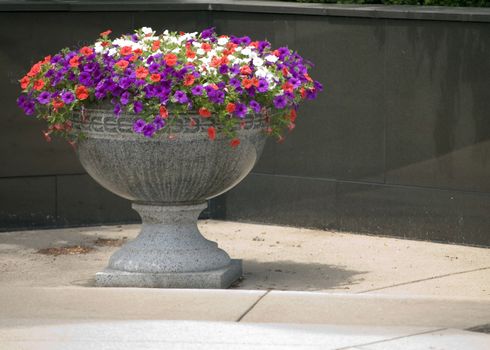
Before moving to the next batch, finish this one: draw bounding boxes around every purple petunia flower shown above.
[143,123,155,138]
[234,103,247,118]
[258,41,270,53]
[218,64,229,74]
[273,94,287,109]
[314,80,323,92]
[257,78,269,93]
[249,100,261,114]
[24,100,35,116]
[83,62,97,72]
[229,78,240,89]
[79,72,92,86]
[240,36,251,46]
[149,62,160,74]
[120,91,131,105]
[51,54,62,64]
[61,91,75,104]
[208,90,224,104]
[114,103,122,117]
[191,85,204,96]
[16,95,27,107]
[230,64,240,75]
[133,101,144,114]
[133,119,145,133]
[201,27,215,39]
[95,90,106,100]
[37,91,51,105]
[153,116,165,130]
[174,90,188,104]
[119,77,133,89]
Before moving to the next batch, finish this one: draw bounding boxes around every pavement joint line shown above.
[235,289,271,322]
[334,327,448,350]
[356,266,490,294]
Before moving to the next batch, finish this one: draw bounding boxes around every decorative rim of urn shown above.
[73,106,268,288]
[74,106,268,204]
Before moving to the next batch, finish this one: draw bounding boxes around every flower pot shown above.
[74,106,267,288]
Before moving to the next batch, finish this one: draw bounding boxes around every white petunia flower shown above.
[265,55,278,63]
[241,47,252,56]
[94,42,103,54]
[196,48,205,56]
[108,48,117,56]
[253,57,264,67]
[217,37,228,46]
[141,27,154,35]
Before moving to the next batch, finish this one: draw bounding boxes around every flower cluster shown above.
[17,27,322,146]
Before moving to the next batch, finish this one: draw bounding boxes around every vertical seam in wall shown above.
[334,179,340,230]
[54,175,58,225]
[382,18,387,185]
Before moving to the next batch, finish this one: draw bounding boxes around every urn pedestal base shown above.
[94,202,242,288]
[95,259,242,288]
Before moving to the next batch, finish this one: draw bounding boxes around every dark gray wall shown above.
[1,1,490,246]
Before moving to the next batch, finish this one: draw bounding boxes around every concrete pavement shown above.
[0,220,489,349]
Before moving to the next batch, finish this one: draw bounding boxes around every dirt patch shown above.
[93,237,127,247]
[36,246,94,256]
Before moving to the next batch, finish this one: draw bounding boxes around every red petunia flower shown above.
[79,46,93,56]
[100,29,112,37]
[186,49,196,59]
[207,127,216,141]
[75,85,89,100]
[240,65,252,75]
[210,56,220,68]
[159,105,168,118]
[52,99,64,110]
[226,103,236,113]
[120,46,132,56]
[282,82,294,93]
[230,138,240,148]
[242,78,253,89]
[33,79,45,91]
[69,56,80,67]
[20,76,30,89]
[152,40,160,51]
[135,67,149,79]
[201,43,212,52]
[150,74,161,83]
[27,62,41,77]
[199,107,211,118]
[183,74,195,86]
[164,53,177,66]
[42,55,51,64]
[300,87,306,99]
[115,60,129,69]
[289,109,297,122]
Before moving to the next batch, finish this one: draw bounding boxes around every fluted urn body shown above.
[74,106,267,288]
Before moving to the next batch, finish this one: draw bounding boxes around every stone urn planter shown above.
[74,106,267,288]
[17,26,321,288]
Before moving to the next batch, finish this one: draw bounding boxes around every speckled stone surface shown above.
[95,259,242,288]
[74,107,266,288]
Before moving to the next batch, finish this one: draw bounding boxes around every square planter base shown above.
[95,259,242,289]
